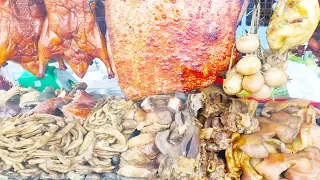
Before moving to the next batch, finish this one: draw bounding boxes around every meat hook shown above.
[88,0,104,13]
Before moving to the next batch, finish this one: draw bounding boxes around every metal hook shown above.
[88,0,104,13]
[88,0,96,13]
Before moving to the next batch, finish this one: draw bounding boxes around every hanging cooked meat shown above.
[37,0,114,78]
[0,0,46,75]
[105,0,249,99]
[267,0,320,55]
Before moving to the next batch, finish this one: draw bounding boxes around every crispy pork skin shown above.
[105,0,249,99]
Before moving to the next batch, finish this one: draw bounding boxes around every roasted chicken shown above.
[37,0,114,78]
[267,0,320,55]
[105,0,249,99]
[0,0,46,75]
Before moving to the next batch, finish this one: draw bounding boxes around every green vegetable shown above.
[236,90,252,99]
[272,87,289,98]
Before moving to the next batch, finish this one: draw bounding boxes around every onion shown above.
[261,63,272,72]
[226,67,237,78]
[266,55,287,69]
[251,84,272,99]
[223,73,243,95]
[242,72,265,93]
[236,56,261,75]
[236,34,260,54]
[266,54,278,67]
[264,67,288,87]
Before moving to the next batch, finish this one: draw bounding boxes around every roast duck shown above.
[38,0,114,78]
[0,0,45,75]
[0,0,248,99]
